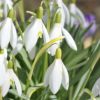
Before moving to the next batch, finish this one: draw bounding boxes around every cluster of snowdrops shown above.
[0,0,99,99]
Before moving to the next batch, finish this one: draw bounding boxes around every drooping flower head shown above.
[0,9,18,49]
[44,0,70,26]
[49,11,77,56]
[0,0,13,17]
[69,3,86,28]
[24,6,49,60]
[44,48,69,94]
[0,50,22,97]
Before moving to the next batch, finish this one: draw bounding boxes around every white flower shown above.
[0,17,18,49]
[24,18,49,59]
[69,3,86,27]
[44,0,70,26]
[0,50,7,86]
[54,0,70,26]
[3,0,13,17]
[12,36,23,55]
[92,78,100,97]
[0,50,22,97]
[49,23,77,56]
[44,59,69,94]
[1,69,22,97]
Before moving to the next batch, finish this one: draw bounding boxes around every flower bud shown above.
[55,11,61,23]
[36,6,43,19]
[55,48,62,59]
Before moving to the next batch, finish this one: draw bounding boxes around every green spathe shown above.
[36,6,43,19]
[55,48,62,59]
[55,12,61,23]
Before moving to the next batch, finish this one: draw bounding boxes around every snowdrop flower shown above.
[92,78,100,97]
[1,68,22,97]
[3,0,13,17]
[54,0,70,26]
[44,48,69,94]
[12,36,23,55]
[0,51,22,97]
[0,49,7,86]
[69,3,86,27]
[49,12,77,56]
[44,0,70,26]
[0,17,17,49]
[24,6,49,59]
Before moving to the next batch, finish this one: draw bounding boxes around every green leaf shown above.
[26,83,43,98]
[73,44,100,100]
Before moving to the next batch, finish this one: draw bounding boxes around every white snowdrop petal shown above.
[55,0,62,7]
[0,57,6,85]
[44,62,54,87]
[61,61,69,90]
[62,3,70,25]
[12,37,23,55]
[49,43,59,56]
[3,49,7,58]
[69,4,77,27]
[8,69,22,96]
[49,23,62,56]
[0,18,11,49]
[10,21,18,49]
[76,6,86,27]
[6,0,13,9]
[62,28,77,51]
[92,78,100,97]
[50,23,62,39]
[60,9,65,27]
[49,59,62,94]
[28,46,37,60]
[2,73,10,97]
[42,22,49,43]
[69,3,77,15]
[3,0,13,17]
[24,19,40,52]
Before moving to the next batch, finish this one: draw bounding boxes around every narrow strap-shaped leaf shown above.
[73,43,100,100]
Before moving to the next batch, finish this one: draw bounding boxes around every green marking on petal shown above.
[8,61,13,69]
[38,31,43,38]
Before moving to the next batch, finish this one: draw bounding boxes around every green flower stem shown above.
[43,52,48,80]
[81,88,95,100]
[45,1,51,32]
[0,87,2,100]
[69,71,75,100]
[71,0,76,3]
[26,37,64,89]
[17,0,25,23]
[14,18,23,37]
[73,44,100,100]
[47,9,51,32]
[14,0,22,7]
